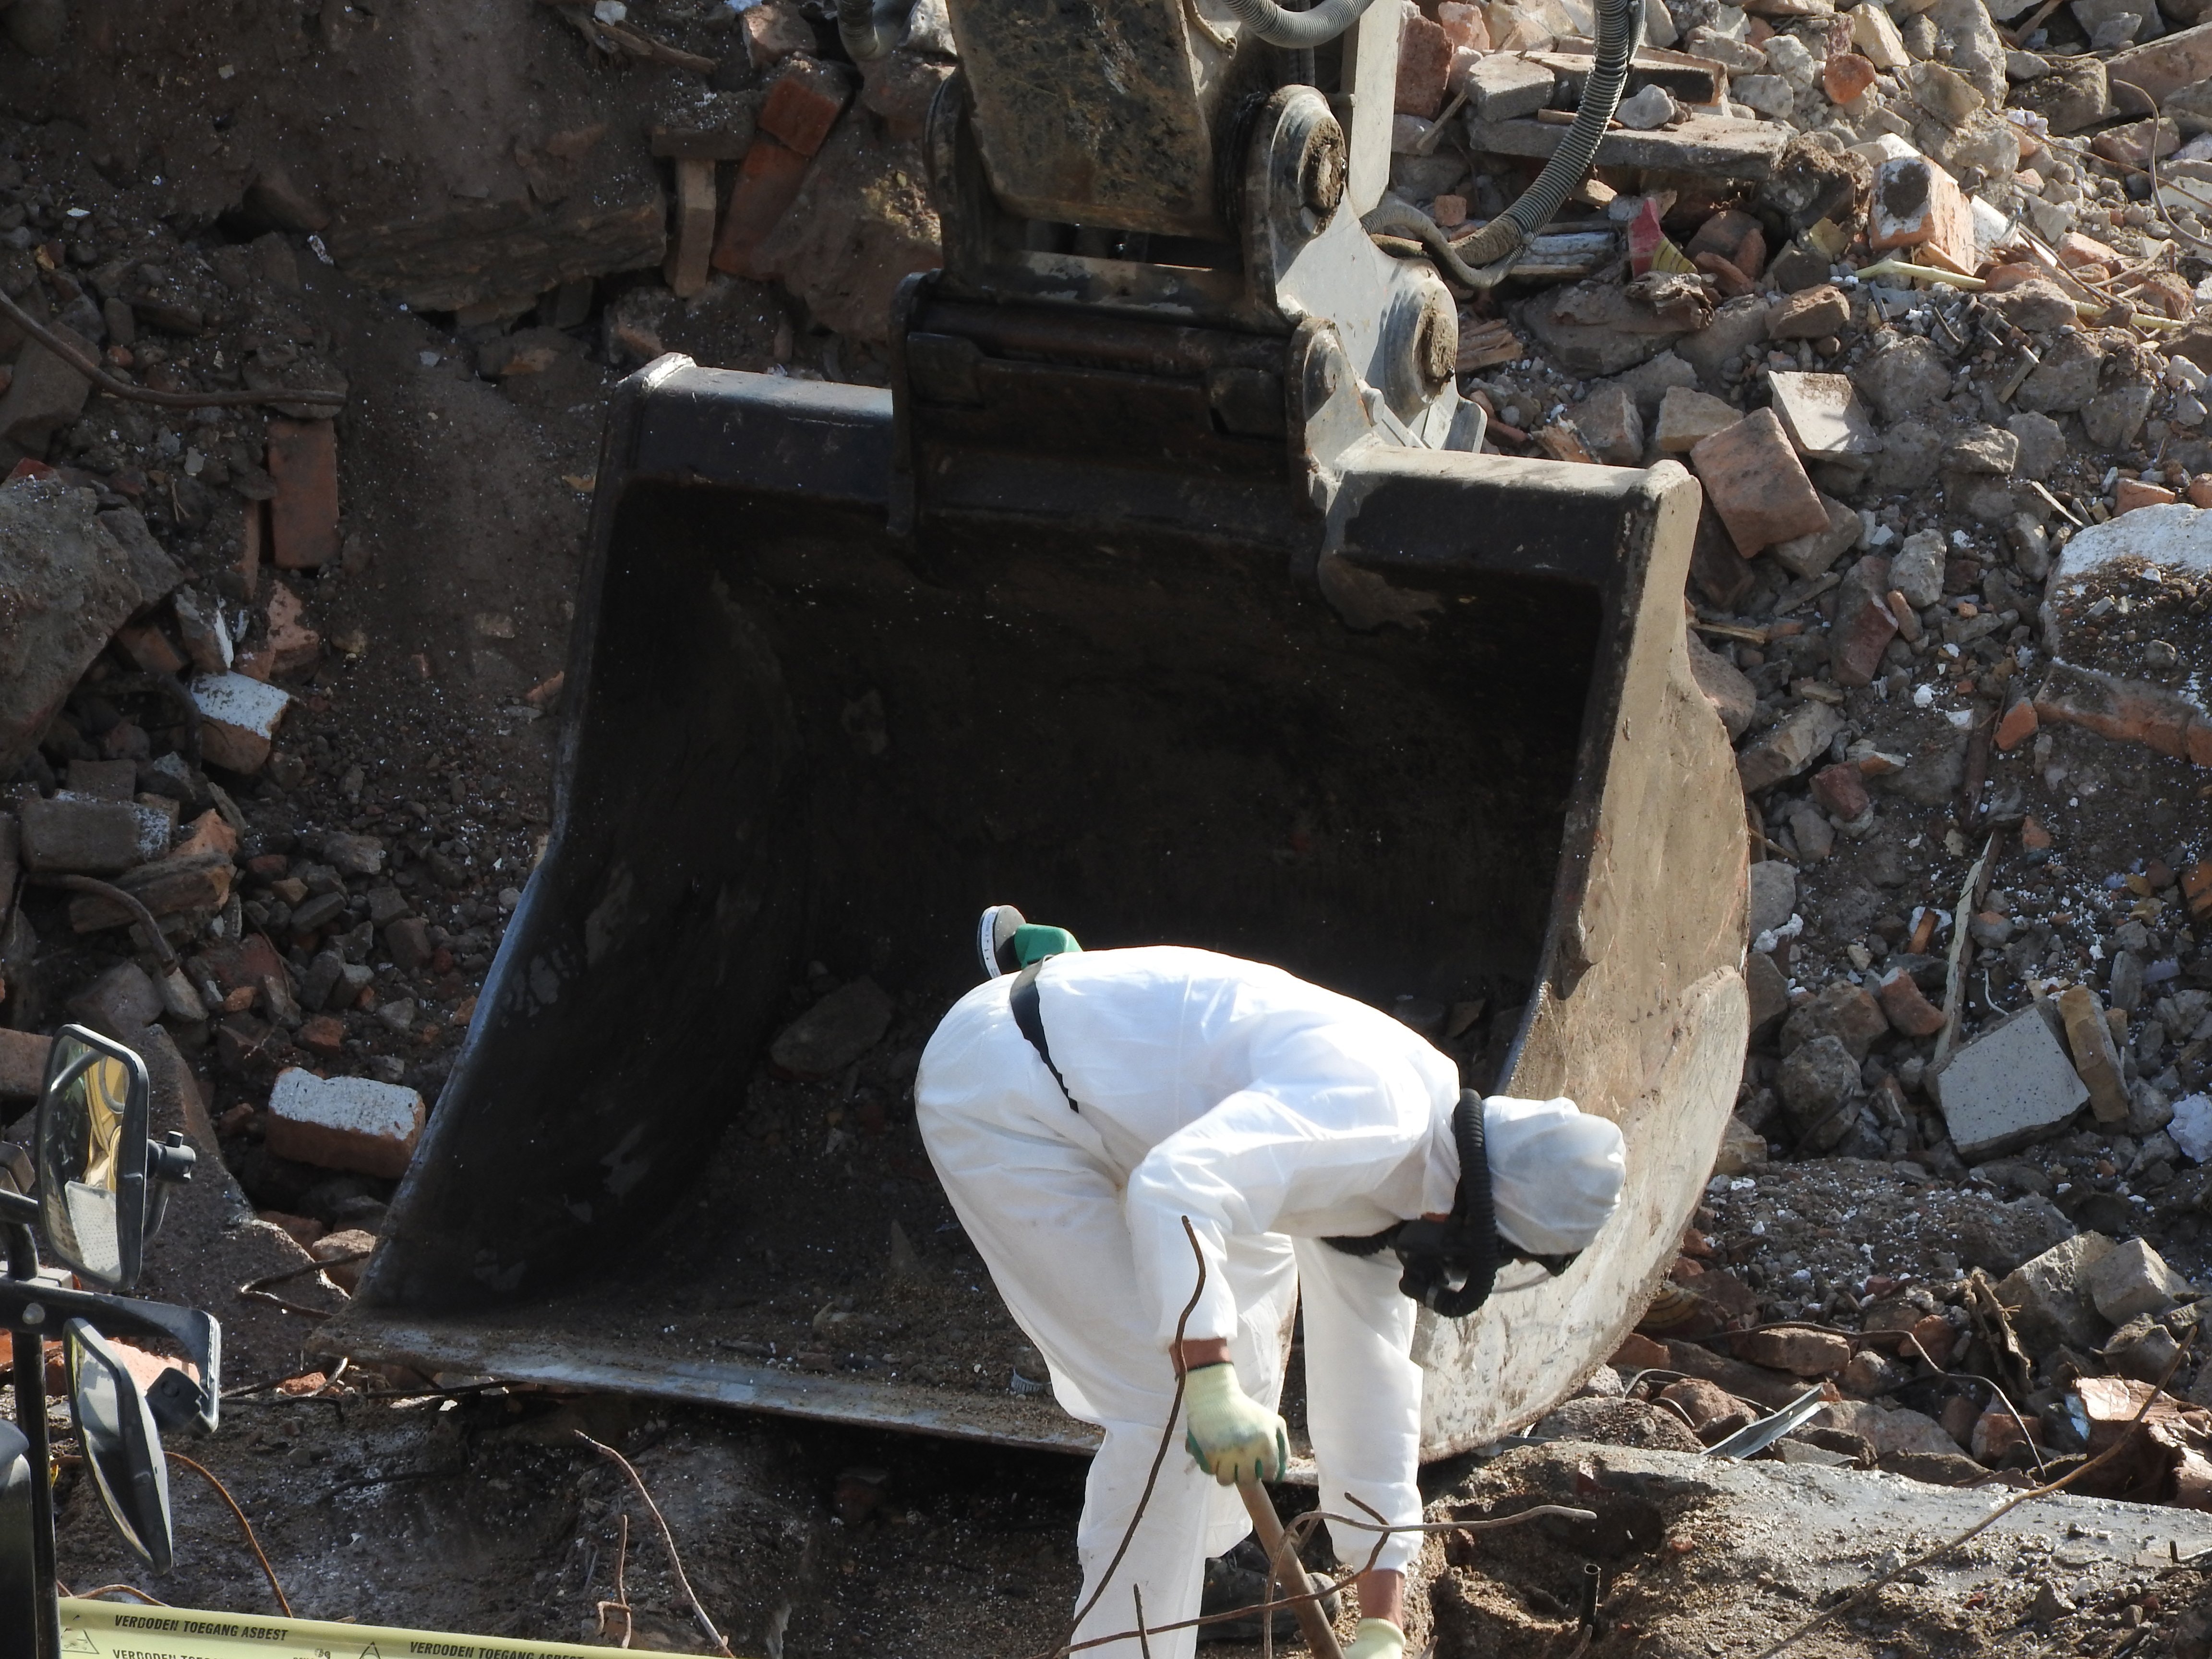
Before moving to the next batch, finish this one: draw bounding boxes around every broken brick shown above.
[1809,762,1869,820]
[1829,553,1899,687]
[264,1067,426,1179]
[2115,477,2176,513]
[1733,1327,1850,1376]
[1875,967,1945,1037]
[2056,983,2129,1123]
[759,57,854,158]
[1690,409,1832,556]
[298,1014,347,1059]
[18,794,159,875]
[1767,284,1849,341]
[113,623,185,676]
[67,851,234,933]
[1397,12,1455,118]
[0,1029,51,1099]
[1994,698,2039,751]
[712,138,812,282]
[1869,155,1974,272]
[665,157,719,301]
[1685,208,1767,280]
[1823,50,1877,103]
[266,419,339,570]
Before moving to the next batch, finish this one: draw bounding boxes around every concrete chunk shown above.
[0,477,183,775]
[265,1068,427,1179]
[1996,1232,2116,1354]
[1655,386,1741,454]
[1738,701,1844,793]
[1464,111,1791,180]
[2084,1236,2191,1323]
[2107,21,2212,104]
[67,962,165,1041]
[1767,372,1881,463]
[770,977,895,1078]
[1931,1002,2090,1159]
[1463,54,1561,120]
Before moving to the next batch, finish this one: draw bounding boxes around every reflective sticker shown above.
[57,1599,706,1659]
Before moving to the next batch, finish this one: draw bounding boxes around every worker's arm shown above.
[1128,1025,1450,1349]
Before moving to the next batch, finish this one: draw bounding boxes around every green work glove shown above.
[1342,1619,1404,1659]
[1182,1361,1288,1486]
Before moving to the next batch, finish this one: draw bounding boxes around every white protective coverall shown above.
[915,945,1624,1659]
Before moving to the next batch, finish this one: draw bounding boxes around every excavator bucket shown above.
[327,346,1749,1457]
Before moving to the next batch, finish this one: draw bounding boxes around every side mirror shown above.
[35,1026,151,1293]
[64,1320,173,1573]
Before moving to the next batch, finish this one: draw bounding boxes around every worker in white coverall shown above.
[916,908,1627,1659]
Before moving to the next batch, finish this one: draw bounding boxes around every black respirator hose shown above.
[1444,0,1640,278]
[839,0,901,61]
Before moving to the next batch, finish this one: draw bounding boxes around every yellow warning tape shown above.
[57,1597,706,1658]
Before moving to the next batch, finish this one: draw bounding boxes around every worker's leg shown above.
[1292,1238,1425,1581]
[921,1065,1240,1659]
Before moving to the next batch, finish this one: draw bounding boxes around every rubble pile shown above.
[1359,0,2212,1512]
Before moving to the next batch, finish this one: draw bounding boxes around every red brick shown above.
[264,1068,425,1180]
[0,1028,50,1099]
[176,808,238,862]
[1396,13,1454,118]
[1824,50,1877,103]
[2184,858,2212,920]
[1734,1327,1850,1375]
[113,623,185,676]
[1690,409,1831,556]
[1876,968,1945,1037]
[1994,698,2038,752]
[1870,156,1973,272]
[1809,762,1869,819]
[1903,1312,1956,1365]
[1831,555,1899,688]
[2116,477,2176,514]
[2022,816,2054,850]
[2058,229,2120,269]
[712,138,812,281]
[759,58,853,158]
[259,1210,325,1249]
[665,156,718,301]
[1694,252,1756,298]
[1768,285,1849,341]
[198,933,287,996]
[1610,1331,1670,1370]
[2187,476,2212,509]
[240,496,265,598]
[1686,209,1766,280]
[266,419,339,570]
[298,1014,347,1059]
[264,581,321,676]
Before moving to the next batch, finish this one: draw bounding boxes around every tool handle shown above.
[1236,1477,1346,1659]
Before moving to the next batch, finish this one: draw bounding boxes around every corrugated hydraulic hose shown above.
[839,0,900,61]
[1442,0,1639,279]
[1220,0,1377,49]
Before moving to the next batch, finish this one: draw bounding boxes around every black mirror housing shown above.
[63,1321,173,1573]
